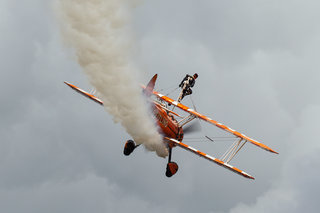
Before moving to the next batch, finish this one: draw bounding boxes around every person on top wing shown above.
[178,73,198,102]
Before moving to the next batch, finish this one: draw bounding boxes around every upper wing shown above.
[150,89,278,154]
[164,137,254,179]
[64,82,103,105]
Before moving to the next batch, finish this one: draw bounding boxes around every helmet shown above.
[193,73,198,79]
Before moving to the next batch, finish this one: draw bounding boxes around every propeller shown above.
[183,121,202,135]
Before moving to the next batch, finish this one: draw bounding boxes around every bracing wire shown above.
[183,136,238,143]
[189,95,216,142]
[165,87,179,96]
[157,85,179,95]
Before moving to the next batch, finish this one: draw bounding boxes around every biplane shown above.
[64,74,278,179]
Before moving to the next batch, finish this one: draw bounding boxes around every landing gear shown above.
[165,147,179,177]
[123,140,139,156]
[124,140,179,177]
[166,162,179,177]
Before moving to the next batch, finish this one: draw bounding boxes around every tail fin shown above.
[143,74,157,97]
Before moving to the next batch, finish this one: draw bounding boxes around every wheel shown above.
[123,140,135,156]
[165,162,179,177]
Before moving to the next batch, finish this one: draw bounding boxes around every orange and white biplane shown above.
[65,74,278,179]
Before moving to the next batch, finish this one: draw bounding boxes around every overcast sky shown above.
[1,0,320,212]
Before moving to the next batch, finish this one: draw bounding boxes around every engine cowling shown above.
[123,140,136,156]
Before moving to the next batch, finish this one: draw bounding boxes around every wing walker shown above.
[65,74,278,179]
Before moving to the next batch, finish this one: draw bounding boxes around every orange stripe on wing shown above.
[232,166,242,174]
[178,142,189,148]
[214,159,224,164]
[197,150,206,156]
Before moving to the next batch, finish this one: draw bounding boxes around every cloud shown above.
[1,0,320,213]
[0,174,178,213]
[230,105,320,213]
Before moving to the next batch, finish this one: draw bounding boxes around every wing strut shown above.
[220,139,247,163]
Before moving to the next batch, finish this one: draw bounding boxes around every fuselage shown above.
[152,102,183,141]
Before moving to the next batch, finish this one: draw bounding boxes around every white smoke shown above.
[57,0,168,157]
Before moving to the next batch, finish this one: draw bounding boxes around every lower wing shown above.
[164,137,254,179]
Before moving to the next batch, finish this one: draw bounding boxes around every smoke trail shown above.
[57,0,168,157]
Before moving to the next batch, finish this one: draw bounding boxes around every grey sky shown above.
[1,0,319,212]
